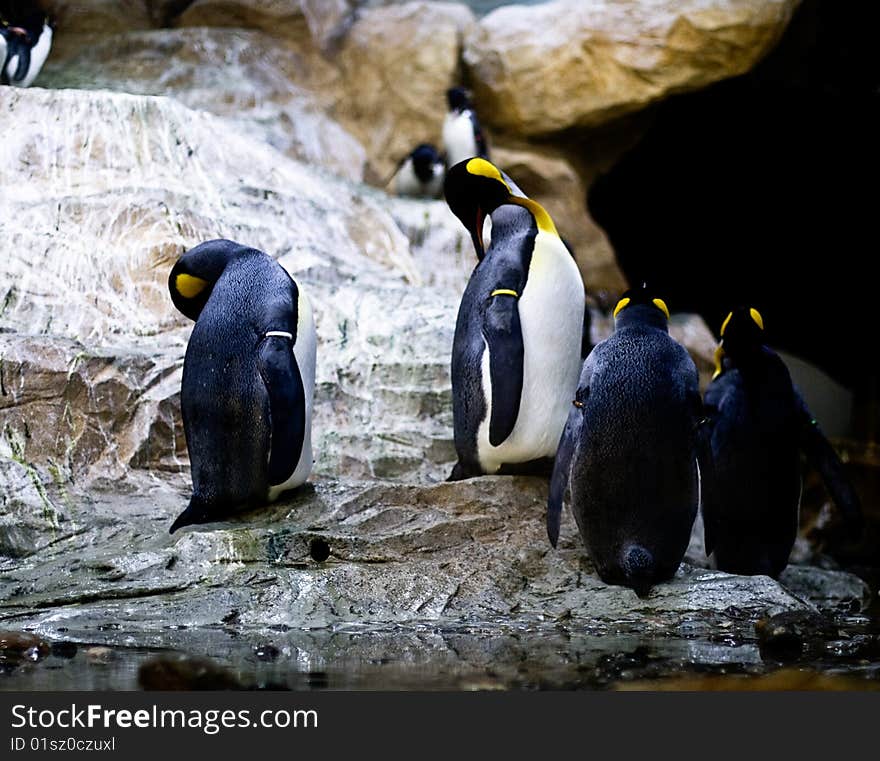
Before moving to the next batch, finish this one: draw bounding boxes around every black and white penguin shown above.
[442,87,488,169]
[0,7,52,87]
[547,285,703,596]
[167,239,317,534]
[701,307,862,578]
[392,143,444,199]
[444,158,585,480]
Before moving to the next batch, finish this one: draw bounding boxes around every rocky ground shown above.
[1,0,877,689]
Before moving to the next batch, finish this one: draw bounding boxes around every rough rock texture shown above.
[464,0,801,136]
[42,1,155,34]
[176,1,475,182]
[40,28,367,181]
[1,473,864,644]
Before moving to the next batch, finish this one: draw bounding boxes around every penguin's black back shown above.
[181,251,297,515]
[702,348,801,577]
[572,320,699,587]
[450,205,536,474]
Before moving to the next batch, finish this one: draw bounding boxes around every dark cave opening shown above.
[587,0,878,398]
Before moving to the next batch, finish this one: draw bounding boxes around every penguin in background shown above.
[444,158,586,480]
[442,87,489,169]
[547,285,703,596]
[167,239,317,534]
[701,307,863,578]
[0,5,53,87]
[392,143,445,199]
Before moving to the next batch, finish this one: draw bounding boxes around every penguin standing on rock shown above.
[0,5,53,87]
[547,285,703,596]
[167,239,317,534]
[392,143,445,199]
[701,307,862,578]
[442,87,489,169]
[444,158,586,480]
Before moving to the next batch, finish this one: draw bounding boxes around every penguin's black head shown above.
[410,143,440,183]
[446,87,471,112]
[713,306,765,377]
[444,158,514,259]
[169,239,252,321]
[612,283,670,328]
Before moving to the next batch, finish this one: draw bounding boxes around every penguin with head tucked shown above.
[444,158,586,480]
[701,307,862,578]
[392,143,445,199]
[167,239,317,533]
[442,87,489,169]
[547,284,703,596]
[0,4,53,88]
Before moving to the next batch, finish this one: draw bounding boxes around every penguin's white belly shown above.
[443,111,478,168]
[394,159,443,199]
[477,234,584,472]
[267,289,317,501]
[19,26,52,88]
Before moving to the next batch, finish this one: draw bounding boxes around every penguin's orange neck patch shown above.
[175,273,208,299]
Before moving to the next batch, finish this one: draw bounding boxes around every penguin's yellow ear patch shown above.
[613,297,630,318]
[720,311,733,337]
[175,273,208,299]
[466,158,508,189]
[750,307,764,330]
[713,344,725,380]
[652,298,670,319]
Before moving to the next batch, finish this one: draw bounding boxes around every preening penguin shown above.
[167,239,317,533]
[0,7,53,87]
[393,143,444,199]
[547,285,702,596]
[701,307,862,578]
[442,87,489,168]
[444,158,585,480]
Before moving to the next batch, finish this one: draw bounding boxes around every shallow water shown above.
[2,612,879,691]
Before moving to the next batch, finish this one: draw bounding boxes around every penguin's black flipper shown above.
[483,293,524,447]
[547,406,583,547]
[258,334,306,486]
[12,37,30,82]
[797,396,864,536]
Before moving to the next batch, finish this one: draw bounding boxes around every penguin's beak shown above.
[472,208,486,259]
[712,341,725,380]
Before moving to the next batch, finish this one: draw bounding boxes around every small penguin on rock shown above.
[392,143,444,199]
[547,284,704,596]
[701,307,863,578]
[442,87,489,169]
[0,4,53,87]
[167,239,317,534]
[444,158,586,480]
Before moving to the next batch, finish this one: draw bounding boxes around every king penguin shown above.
[444,158,586,480]
[392,143,445,199]
[547,285,703,596]
[701,307,863,578]
[442,87,489,169]
[0,8,53,88]
[167,239,317,533]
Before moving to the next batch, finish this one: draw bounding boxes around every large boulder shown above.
[176,1,475,182]
[464,0,801,136]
